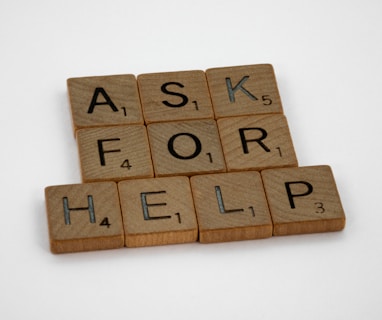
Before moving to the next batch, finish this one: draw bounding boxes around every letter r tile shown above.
[217,114,298,171]
[118,176,198,247]
[206,64,283,119]
[77,125,153,182]
[67,74,144,135]
[190,171,273,243]
[45,182,124,253]
[261,165,346,236]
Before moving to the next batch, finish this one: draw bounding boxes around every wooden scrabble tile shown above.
[217,114,298,171]
[261,165,346,236]
[77,125,153,182]
[137,70,214,124]
[190,171,273,243]
[67,74,143,134]
[118,176,198,247]
[206,64,283,118]
[45,182,124,253]
[147,119,226,177]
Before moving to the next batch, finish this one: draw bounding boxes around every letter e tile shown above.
[45,182,124,253]
[118,176,198,247]
[261,165,346,236]
[190,171,272,243]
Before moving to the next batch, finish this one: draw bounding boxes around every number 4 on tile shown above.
[121,159,132,169]
[100,217,111,228]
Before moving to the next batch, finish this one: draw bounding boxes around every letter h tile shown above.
[45,182,124,253]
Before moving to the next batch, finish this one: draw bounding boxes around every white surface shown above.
[1,0,381,319]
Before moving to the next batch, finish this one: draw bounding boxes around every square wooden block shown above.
[137,70,214,124]
[190,171,273,243]
[206,64,283,118]
[147,119,226,177]
[45,182,124,253]
[118,176,198,247]
[217,114,298,171]
[67,74,144,134]
[77,125,153,182]
[261,165,346,236]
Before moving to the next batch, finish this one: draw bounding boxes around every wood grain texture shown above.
[45,65,347,253]
[77,125,154,182]
[217,114,298,171]
[190,171,272,243]
[67,74,143,134]
[261,165,346,236]
[206,64,283,119]
[118,176,198,247]
[45,182,124,253]
[138,70,214,124]
[147,119,226,177]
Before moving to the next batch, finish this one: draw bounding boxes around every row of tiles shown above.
[68,64,283,134]
[45,166,346,254]
[77,114,298,182]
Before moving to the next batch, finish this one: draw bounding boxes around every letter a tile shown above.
[118,176,198,247]
[206,64,283,118]
[261,165,346,236]
[67,74,144,134]
[190,171,273,243]
[45,182,124,253]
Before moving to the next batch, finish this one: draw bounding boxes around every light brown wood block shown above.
[217,114,298,171]
[147,119,226,177]
[190,171,273,243]
[137,70,214,124]
[67,74,143,134]
[45,182,124,253]
[118,176,198,247]
[77,125,153,182]
[261,165,346,236]
[206,64,283,118]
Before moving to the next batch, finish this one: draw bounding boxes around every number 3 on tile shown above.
[315,202,325,214]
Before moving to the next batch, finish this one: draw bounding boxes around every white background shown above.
[1,0,381,319]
